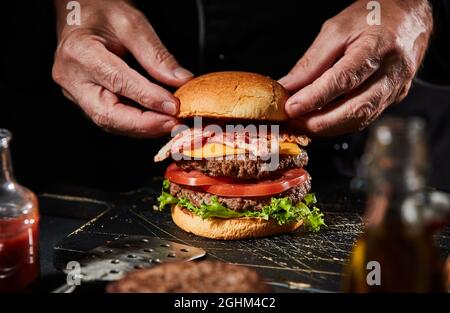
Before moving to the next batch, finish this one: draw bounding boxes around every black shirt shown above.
[1,0,449,191]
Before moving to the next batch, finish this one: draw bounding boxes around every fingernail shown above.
[278,75,291,87]
[163,119,177,131]
[285,100,299,117]
[162,101,178,115]
[173,67,194,80]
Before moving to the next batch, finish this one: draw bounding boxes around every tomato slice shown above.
[165,163,233,186]
[165,163,309,197]
[201,168,309,197]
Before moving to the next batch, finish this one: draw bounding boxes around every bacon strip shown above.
[154,128,310,161]
[154,128,216,162]
[278,133,311,146]
[207,133,273,157]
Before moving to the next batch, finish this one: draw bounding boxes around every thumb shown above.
[116,12,193,87]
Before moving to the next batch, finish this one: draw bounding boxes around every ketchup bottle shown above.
[0,129,39,292]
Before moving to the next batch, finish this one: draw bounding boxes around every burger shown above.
[155,71,325,240]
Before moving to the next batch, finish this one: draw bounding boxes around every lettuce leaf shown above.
[157,180,325,232]
[195,196,243,219]
[157,191,179,210]
[294,200,325,232]
[156,179,178,210]
[243,195,325,232]
[198,197,243,219]
[162,179,170,190]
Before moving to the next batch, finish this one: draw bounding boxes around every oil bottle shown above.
[342,118,446,292]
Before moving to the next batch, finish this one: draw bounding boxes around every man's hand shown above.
[52,0,193,137]
[279,0,433,136]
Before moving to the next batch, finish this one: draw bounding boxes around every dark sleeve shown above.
[418,0,450,85]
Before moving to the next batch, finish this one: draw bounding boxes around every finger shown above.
[289,72,399,136]
[81,40,180,115]
[76,82,179,138]
[114,11,193,87]
[285,42,383,118]
[278,21,346,92]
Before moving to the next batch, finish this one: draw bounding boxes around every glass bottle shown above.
[0,129,40,292]
[342,117,446,292]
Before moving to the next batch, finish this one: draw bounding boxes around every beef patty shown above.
[106,261,270,293]
[169,173,311,212]
[176,150,308,179]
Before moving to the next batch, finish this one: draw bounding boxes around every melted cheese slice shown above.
[182,142,301,158]
[279,142,301,155]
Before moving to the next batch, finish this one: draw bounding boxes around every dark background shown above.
[1,0,449,192]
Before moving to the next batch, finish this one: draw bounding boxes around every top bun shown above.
[175,71,289,121]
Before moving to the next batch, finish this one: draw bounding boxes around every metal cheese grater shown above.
[52,236,206,293]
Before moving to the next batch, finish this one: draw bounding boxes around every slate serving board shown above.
[51,177,450,292]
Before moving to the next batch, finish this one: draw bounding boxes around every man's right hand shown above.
[52,0,193,137]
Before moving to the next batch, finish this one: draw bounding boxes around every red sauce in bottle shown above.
[0,129,40,292]
[0,199,40,292]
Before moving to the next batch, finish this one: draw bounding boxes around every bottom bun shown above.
[171,205,303,240]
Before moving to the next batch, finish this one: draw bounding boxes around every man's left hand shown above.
[279,0,433,135]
